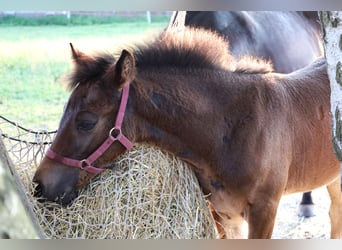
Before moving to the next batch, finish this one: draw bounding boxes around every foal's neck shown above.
[128,69,221,165]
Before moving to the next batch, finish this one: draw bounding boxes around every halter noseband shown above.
[45,83,133,175]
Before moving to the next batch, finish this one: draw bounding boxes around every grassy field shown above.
[0,16,168,132]
[0,14,169,26]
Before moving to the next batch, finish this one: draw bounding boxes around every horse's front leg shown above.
[207,192,248,238]
[246,190,283,238]
[211,210,247,239]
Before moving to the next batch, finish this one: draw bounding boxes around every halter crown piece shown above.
[45,83,133,174]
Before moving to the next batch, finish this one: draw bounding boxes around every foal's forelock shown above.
[65,53,116,91]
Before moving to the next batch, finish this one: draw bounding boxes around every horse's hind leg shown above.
[298,191,315,217]
[326,177,342,238]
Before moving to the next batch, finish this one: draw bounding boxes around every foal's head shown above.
[33,45,136,205]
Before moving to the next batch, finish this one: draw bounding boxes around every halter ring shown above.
[109,127,121,138]
[80,159,89,169]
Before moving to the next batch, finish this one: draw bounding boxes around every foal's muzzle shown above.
[33,182,78,206]
[32,158,81,206]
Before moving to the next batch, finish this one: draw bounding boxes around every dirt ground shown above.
[272,187,330,239]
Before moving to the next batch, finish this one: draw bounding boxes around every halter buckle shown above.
[109,127,121,139]
[80,159,90,170]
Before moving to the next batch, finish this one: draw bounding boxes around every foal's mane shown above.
[66,27,273,90]
[133,27,273,73]
[133,27,234,71]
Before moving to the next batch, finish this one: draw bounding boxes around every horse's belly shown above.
[285,160,340,194]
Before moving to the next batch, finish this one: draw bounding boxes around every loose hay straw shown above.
[0,119,218,239]
[32,145,218,239]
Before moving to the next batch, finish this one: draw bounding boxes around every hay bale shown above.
[16,144,218,239]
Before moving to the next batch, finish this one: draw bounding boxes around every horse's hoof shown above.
[298,204,315,217]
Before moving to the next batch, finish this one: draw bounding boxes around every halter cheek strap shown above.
[45,84,133,175]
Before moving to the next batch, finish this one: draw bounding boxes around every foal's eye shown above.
[76,111,98,132]
[77,121,96,131]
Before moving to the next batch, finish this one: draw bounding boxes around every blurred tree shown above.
[0,137,43,238]
[320,11,342,190]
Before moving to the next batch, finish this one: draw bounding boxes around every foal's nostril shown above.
[33,183,43,197]
[59,190,78,206]
[33,183,49,203]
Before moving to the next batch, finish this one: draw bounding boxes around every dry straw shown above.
[1,118,217,239]
[31,145,218,239]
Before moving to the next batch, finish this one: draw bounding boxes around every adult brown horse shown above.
[170,10,324,217]
[33,27,342,238]
[170,11,322,74]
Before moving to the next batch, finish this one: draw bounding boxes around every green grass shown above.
[0,18,168,132]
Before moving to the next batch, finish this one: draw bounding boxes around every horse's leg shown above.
[208,201,246,238]
[246,191,283,239]
[298,191,315,217]
[213,212,246,239]
[326,177,342,238]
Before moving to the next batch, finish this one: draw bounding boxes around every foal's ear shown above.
[69,43,95,65]
[70,43,80,60]
[114,49,136,89]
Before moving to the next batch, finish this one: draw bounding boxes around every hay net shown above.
[0,115,218,239]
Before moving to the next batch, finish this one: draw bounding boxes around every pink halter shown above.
[45,84,133,175]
